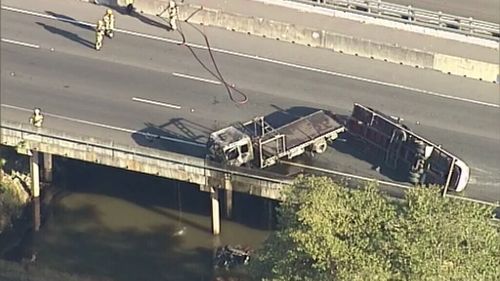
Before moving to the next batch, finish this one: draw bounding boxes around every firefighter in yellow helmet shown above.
[103,9,115,38]
[95,20,105,50]
[167,1,178,31]
[29,108,44,128]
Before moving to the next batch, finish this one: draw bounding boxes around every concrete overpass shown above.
[1,120,290,235]
[1,0,498,230]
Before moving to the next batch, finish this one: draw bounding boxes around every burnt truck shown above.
[346,103,470,192]
[207,110,345,168]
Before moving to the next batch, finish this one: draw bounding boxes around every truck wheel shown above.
[409,171,420,185]
[414,140,426,155]
[312,139,328,154]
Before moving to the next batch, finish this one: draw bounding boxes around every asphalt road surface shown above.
[1,8,499,205]
[374,0,499,23]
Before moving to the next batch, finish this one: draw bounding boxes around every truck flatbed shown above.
[260,110,342,151]
[208,108,345,168]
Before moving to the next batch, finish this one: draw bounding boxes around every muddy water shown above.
[19,158,275,281]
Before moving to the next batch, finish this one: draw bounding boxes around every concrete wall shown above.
[1,121,289,200]
[433,54,500,81]
[98,0,499,82]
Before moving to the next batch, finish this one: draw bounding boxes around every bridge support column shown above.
[32,197,41,232]
[30,151,40,198]
[224,174,233,219]
[43,152,53,182]
[267,200,274,230]
[210,186,220,235]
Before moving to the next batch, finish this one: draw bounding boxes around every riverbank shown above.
[0,259,113,281]
[0,153,270,280]
[0,150,31,234]
[0,149,114,281]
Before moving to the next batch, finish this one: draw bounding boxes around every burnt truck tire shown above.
[414,140,426,155]
[409,172,420,184]
[312,138,328,154]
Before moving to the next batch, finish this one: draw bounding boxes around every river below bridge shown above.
[2,157,276,281]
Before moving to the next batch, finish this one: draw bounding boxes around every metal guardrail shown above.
[290,0,500,41]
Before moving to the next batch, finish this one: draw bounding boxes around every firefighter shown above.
[167,1,179,31]
[29,108,44,128]
[95,20,105,50]
[103,9,115,38]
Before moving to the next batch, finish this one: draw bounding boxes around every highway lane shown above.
[375,0,500,23]
[2,7,498,104]
[1,10,499,203]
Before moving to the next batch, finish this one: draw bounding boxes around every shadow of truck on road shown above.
[130,106,418,187]
[132,105,414,182]
[131,118,209,158]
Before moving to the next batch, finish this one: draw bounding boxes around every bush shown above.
[251,176,500,281]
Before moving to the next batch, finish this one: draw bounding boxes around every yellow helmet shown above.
[106,9,113,15]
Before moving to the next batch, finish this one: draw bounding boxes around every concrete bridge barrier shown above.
[433,54,500,81]
[91,0,498,82]
[1,120,291,235]
[1,120,289,201]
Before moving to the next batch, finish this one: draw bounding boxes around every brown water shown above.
[16,158,275,281]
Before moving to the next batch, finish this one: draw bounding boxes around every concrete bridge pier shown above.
[29,151,41,231]
[32,197,41,232]
[30,151,40,198]
[267,200,274,230]
[43,152,53,182]
[224,174,233,219]
[210,186,221,235]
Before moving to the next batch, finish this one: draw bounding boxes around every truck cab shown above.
[207,126,254,167]
[207,110,345,169]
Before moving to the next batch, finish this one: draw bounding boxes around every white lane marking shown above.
[172,72,221,85]
[282,160,500,207]
[1,38,40,49]
[1,104,204,147]
[1,103,498,208]
[2,5,94,26]
[2,5,498,109]
[281,160,412,189]
[132,97,182,109]
[115,29,500,109]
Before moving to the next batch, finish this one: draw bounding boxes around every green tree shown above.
[390,187,500,281]
[251,176,500,281]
